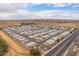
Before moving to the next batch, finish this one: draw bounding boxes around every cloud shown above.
[0,4,26,12]
[0,3,78,20]
[0,4,29,19]
[52,3,66,7]
[28,10,79,20]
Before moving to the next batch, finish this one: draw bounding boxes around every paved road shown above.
[65,34,79,56]
[45,29,79,56]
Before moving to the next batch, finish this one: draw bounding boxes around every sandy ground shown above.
[0,30,30,56]
[0,20,79,28]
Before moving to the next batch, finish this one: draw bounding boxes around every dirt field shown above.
[0,20,79,28]
[0,30,30,56]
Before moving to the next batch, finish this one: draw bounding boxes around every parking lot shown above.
[2,24,76,52]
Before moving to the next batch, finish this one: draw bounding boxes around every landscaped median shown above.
[0,30,31,56]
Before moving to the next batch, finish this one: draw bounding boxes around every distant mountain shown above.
[0,19,79,23]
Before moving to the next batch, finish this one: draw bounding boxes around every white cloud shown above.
[52,3,66,7]
[28,10,79,20]
[0,3,78,20]
[0,12,15,18]
[0,4,29,19]
[0,4,26,12]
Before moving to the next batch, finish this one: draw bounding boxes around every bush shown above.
[30,47,41,56]
[0,38,8,56]
[57,39,59,43]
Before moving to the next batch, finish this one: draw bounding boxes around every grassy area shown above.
[0,38,8,56]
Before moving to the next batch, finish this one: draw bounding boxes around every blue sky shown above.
[0,3,79,20]
[27,3,79,12]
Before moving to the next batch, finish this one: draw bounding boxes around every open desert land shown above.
[0,20,79,28]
